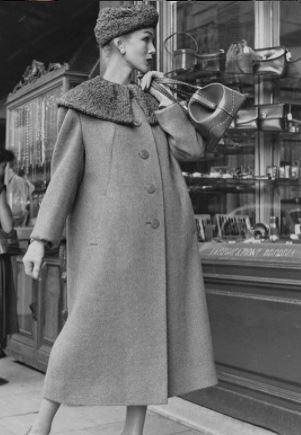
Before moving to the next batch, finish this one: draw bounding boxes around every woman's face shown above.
[123,28,156,73]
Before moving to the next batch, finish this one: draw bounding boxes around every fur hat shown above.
[94,4,159,47]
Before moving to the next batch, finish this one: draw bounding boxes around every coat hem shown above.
[43,378,217,407]
[43,393,169,407]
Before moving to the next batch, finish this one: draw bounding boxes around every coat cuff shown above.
[29,237,53,249]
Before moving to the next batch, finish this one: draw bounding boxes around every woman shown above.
[0,150,18,358]
[23,4,217,435]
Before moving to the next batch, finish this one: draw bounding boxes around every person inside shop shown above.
[22,4,217,435]
[0,149,18,359]
[4,150,34,227]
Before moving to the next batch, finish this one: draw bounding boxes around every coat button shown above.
[133,120,142,127]
[139,150,150,160]
[146,184,156,194]
[147,218,160,230]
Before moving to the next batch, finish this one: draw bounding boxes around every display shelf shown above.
[185,176,301,198]
[185,176,301,184]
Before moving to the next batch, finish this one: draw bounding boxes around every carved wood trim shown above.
[204,273,301,291]
[207,289,301,306]
[217,365,301,405]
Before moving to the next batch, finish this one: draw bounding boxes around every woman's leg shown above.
[121,405,147,435]
[28,398,60,435]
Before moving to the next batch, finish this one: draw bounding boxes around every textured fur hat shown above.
[94,4,159,47]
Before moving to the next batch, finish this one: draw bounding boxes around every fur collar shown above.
[58,75,159,126]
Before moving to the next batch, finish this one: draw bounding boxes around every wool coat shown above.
[31,76,217,406]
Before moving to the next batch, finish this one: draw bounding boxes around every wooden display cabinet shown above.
[8,246,67,372]
[5,61,87,370]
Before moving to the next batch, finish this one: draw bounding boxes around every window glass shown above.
[164,1,257,242]
[274,3,301,238]
[175,1,254,55]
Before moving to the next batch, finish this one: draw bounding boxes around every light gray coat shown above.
[31,76,217,406]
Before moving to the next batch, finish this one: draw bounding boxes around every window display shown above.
[161,1,301,244]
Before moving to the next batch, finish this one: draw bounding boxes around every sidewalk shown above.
[0,356,277,435]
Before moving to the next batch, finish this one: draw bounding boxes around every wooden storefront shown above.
[159,2,301,434]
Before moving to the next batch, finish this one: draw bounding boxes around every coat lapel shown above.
[58,76,159,126]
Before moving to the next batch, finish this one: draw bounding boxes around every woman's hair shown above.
[0,149,13,164]
[100,34,130,65]
[3,150,15,163]
[0,151,6,164]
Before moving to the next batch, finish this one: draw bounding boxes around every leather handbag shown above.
[253,47,288,76]
[151,78,246,153]
[164,32,199,72]
[286,55,301,78]
[225,40,255,74]
[259,103,301,132]
[235,107,258,129]
[188,84,246,151]
[259,104,285,131]
[196,50,225,74]
[164,32,225,74]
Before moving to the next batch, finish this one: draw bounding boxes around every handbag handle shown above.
[163,32,199,57]
[152,78,217,111]
[151,80,189,111]
[189,91,217,110]
[157,76,200,91]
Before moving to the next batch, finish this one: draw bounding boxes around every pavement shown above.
[0,356,277,435]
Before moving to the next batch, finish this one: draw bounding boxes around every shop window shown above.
[161,1,257,242]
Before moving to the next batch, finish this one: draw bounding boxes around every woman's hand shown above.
[140,71,174,107]
[23,240,45,280]
[140,70,164,90]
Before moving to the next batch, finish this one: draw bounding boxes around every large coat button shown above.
[146,184,156,194]
[139,150,150,160]
[133,120,142,127]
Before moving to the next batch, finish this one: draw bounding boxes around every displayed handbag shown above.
[259,103,301,132]
[164,32,199,72]
[0,229,19,255]
[164,32,225,74]
[286,54,301,78]
[196,50,225,74]
[253,46,289,76]
[235,107,259,129]
[151,78,246,153]
[225,40,255,74]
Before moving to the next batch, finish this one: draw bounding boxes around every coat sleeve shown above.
[30,107,84,248]
[155,103,205,162]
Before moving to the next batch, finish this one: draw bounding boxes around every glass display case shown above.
[160,0,301,245]
[5,62,87,227]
